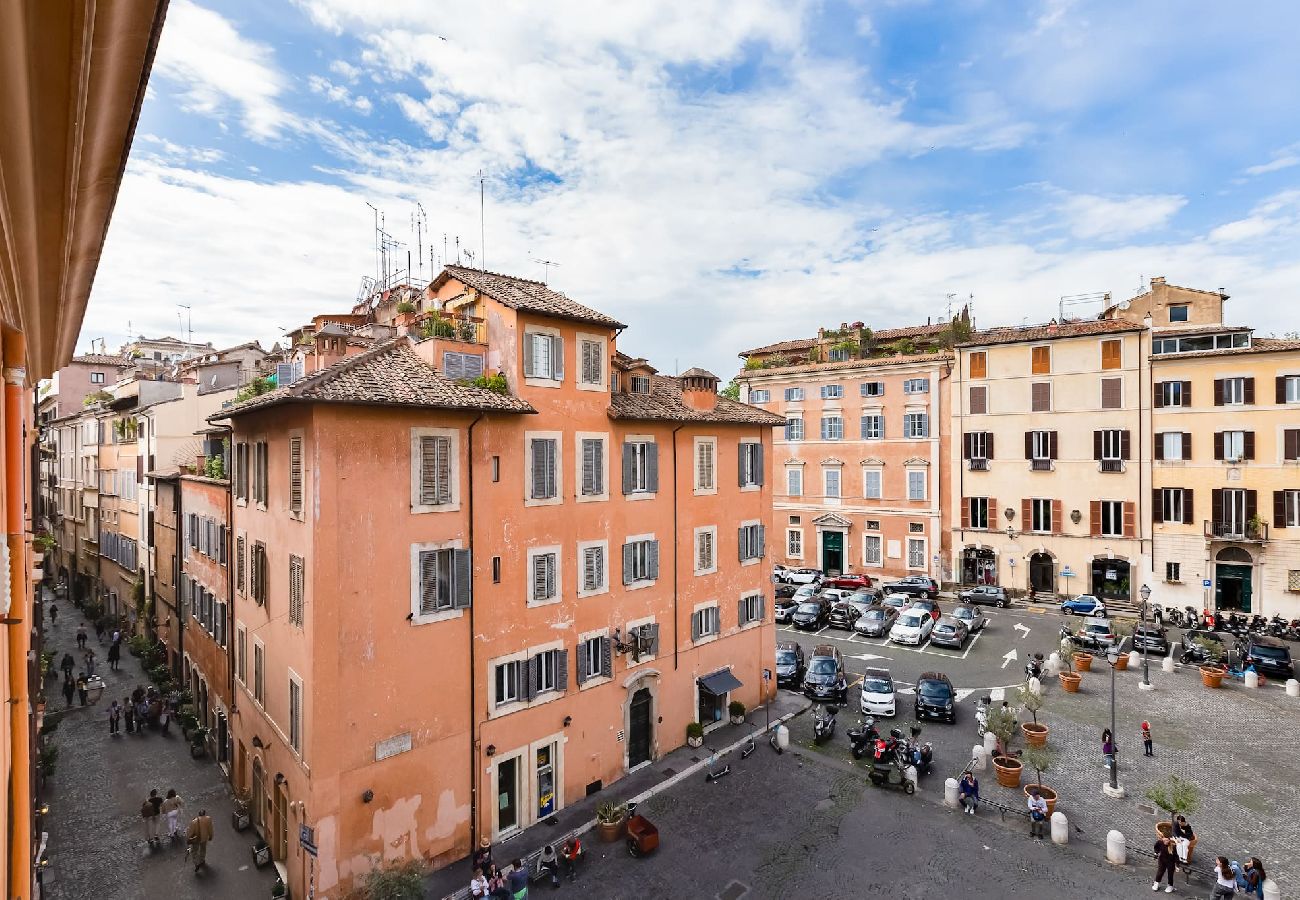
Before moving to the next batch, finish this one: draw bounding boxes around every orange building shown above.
[213,267,782,898]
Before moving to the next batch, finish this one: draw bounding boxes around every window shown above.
[1031,382,1051,412]
[863,469,882,499]
[749,389,770,403]
[1031,499,1052,533]
[289,555,305,626]
[828,346,851,362]
[907,470,926,501]
[821,416,843,441]
[250,542,268,605]
[253,640,265,706]
[1160,432,1185,461]
[1157,381,1189,407]
[1165,562,1181,583]
[416,434,453,507]
[1101,339,1121,370]
[903,378,928,394]
[903,412,929,439]
[860,414,882,440]
[289,675,303,754]
[235,624,247,683]
[235,442,249,501]
[691,438,715,492]
[1286,429,1300,461]
[738,442,762,487]
[1282,376,1300,404]
[1168,304,1189,323]
[581,544,606,592]
[1028,430,1056,469]
[495,660,523,706]
[694,529,715,574]
[1158,488,1187,524]
[969,385,987,415]
[578,635,612,684]
[623,538,660,584]
[691,606,721,642]
[787,529,802,557]
[525,331,563,380]
[786,467,803,496]
[530,437,559,499]
[784,387,804,402]
[534,649,564,694]
[415,547,471,617]
[1098,500,1124,537]
[531,551,558,604]
[623,440,658,494]
[965,432,992,468]
[285,435,304,514]
[630,375,651,394]
[861,381,884,397]
[1096,429,1128,471]
[821,384,843,400]
[580,437,605,497]
[579,339,603,385]
[969,352,986,379]
[968,497,989,530]
[864,535,882,566]
[1100,377,1122,410]
[1218,377,1248,406]
[907,538,926,569]
[443,351,485,380]
[785,417,804,441]
[824,468,841,499]
[90,371,105,384]
[1218,431,1248,462]
[738,523,765,561]
[1279,490,1300,527]
[1031,346,1051,374]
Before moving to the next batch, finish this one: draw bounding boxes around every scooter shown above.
[1024,653,1045,681]
[847,717,879,760]
[974,696,991,738]
[704,747,730,783]
[867,735,917,795]
[813,704,838,744]
[906,726,934,776]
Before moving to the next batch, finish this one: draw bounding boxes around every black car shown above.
[958,585,1009,608]
[775,641,806,688]
[774,582,798,600]
[774,596,800,624]
[790,599,830,631]
[828,599,875,630]
[914,672,956,723]
[884,575,939,599]
[1242,635,1294,679]
[853,604,899,637]
[802,645,848,702]
[1131,624,1171,656]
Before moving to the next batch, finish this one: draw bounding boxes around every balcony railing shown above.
[1205,520,1268,542]
[1099,459,1124,473]
[1030,459,1053,471]
[968,458,989,471]
[418,314,486,345]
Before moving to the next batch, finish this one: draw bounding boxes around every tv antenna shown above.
[411,203,428,281]
[531,257,561,284]
[478,169,486,270]
[178,304,193,358]
[1058,291,1111,323]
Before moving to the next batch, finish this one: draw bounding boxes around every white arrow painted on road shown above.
[849,653,890,662]
[1014,623,1031,638]
[1001,649,1018,669]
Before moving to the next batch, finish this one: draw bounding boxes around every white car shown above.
[859,668,896,717]
[791,584,819,604]
[889,611,934,645]
[780,567,823,585]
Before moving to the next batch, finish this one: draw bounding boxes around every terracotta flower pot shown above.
[597,816,626,843]
[1025,784,1058,816]
[1021,722,1049,747]
[1073,653,1092,672]
[1112,654,1128,671]
[1059,672,1081,692]
[1200,665,1225,688]
[993,755,1022,788]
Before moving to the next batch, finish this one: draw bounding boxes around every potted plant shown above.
[1110,619,1133,669]
[595,800,627,842]
[1148,774,1200,860]
[1021,745,1059,816]
[232,795,252,831]
[252,838,272,868]
[987,707,1022,787]
[1057,642,1082,692]
[189,726,209,758]
[1247,513,1264,540]
[1073,649,1093,672]
[270,877,286,898]
[1197,637,1226,687]
[686,721,704,748]
[1017,683,1048,746]
[728,700,746,725]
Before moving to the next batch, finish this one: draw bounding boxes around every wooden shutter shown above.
[1213,432,1224,460]
[556,650,569,693]
[1024,431,1033,459]
[523,333,535,377]
[453,550,472,608]
[1243,431,1255,460]
[1278,376,1288,404]
[1243,377,1255,404]
[581,439,599,495]
[1285,430,1300,461]
[1246,490,1258,524]
[525,656,540,701]
[1154,383,1164,408]
[1031,346,1050,374]
[1021,498,1032,530]
[1211,489,1223,527]
[1213,379,1224,406]
[622,542,635,585]
[576,642,589,683]
[1101,339,1120,370]
[1031,382,1050,411]
[969,386,986,414]
[622,443,635,494]
[737,597,747,627]
[1182,381,1191,405]
[550,335,564,380]
[531,439,553,499]
[600,637,613,678]
[1120,430,1131,461]
[1154,434,1165,461]
[1101,377,1121,409]
[1049,431,1059,460]
[756,524,765,557]
[1123,501,1136,538]
[691,610,701,642]
[648,540,660,580]
[962,433,971,460]
[1182,433,1192,461]
[989,497,997,528]
[753,444,764,486]
[961,498,971,529]
[1089,500,1102,536]
[646,442,659,492]
[647,623,660,656]
[420,436,452,505]
[1152,489,1164,524]
[987,434,994,459]
[970,352,986,379]
[737,442,747,486]
[419,550,440,614]
[1275,491,1286,528]
[236,535,246,593]
[1051,499,1063,535]
[738,526,748,561]
[1182,489,1193,524]
[1092,431,1102,461]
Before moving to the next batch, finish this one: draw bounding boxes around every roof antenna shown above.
[455,236,461,265]
[479,169,486,270]
[412,202,428,281]
[530,257,561,284]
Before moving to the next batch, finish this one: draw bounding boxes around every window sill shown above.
[523,377,563,389]
[739,484,761,492]
[624,491,657,503]
[411,502,462,515]
[524,496,562,508]
[575,381,605,392]
[694,487,718,497]
[693,634,719,647]
[527,595,563,609]
[578,675,612,691]
[575,493,608,504]
[740,558,760,567]
[624,579,656,591]
[577,585,609,599]
[410,607,465,627]
[693,567,718,577]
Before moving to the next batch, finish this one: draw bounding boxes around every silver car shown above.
[951,605,987,634]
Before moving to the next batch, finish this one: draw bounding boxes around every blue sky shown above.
[85,0,1300,376]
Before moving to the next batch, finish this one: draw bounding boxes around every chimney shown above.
[679,368,719,411]
[1150,276,1166,286]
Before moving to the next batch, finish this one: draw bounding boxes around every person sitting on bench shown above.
[537,845,560,888]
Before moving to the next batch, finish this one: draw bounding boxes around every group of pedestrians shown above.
[469,836,584,898]
[139,788,214,871]
[110,685,175,736]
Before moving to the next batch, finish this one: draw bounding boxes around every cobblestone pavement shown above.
[37,609,277,900]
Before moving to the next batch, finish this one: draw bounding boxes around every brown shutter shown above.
[1153,383,1164,408]
[1243,431,1255,460]
[1213,432,1224,460]
[961,499,971,529]
[962,433,971,459]
[1213,379,1224,406]
[1182,381,1192,405]
[1182,433,1192,461]
[1021,498,1032,529]
[1024,431,1033,459]
[1275,491,1287,528]
[1183,489,1193,525]
[1123,501,1136,538]
[1089,500,1101,536]
[989,498,997,528]
[1246,490,1258,524]
[1049,431,1059,460]
[1285,429,1299,460]
[1154,434,1165,461]
[1052,499,1063,535]
[1101,377,1121,409]
[1211,489,1223,528]
[1121,430,1131,461]
[1152,489,1163,523]
[1243,377,1255,404]
[1278,376,1287,404]
[987,434,995,459]
[1092,431,1102,461]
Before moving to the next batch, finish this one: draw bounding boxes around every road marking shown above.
[958,629,982,660]
[955,688,977,703]
[814,626,829,636]
[1014,623,1031,638]
[1001,648,1018,669]
[990,687,1005,702]
[848,652,891,662]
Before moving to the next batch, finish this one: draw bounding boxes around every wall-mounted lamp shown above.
[274,773,286,786]
[35,802,49,816]
[486,744,496,757]
[562,716,572,728]
[251,735,264,749]
[362,790,374,804]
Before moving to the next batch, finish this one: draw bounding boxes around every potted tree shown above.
[232,794,252,831]
[1196,638,1227,688]
[1017,683,1048,746]
[189,726,209,758]
[1073,648,1093,672]
[686,721,704,748]
[987,707,1022,787]
[1058,641,1082,693]
[1021,746,1059,816]
[595,801,627,842]
[1110,619,1133,670]
[728,700,746,725]
[1148,774,1200,861]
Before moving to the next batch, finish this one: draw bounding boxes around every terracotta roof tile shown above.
[738,337,817,357]
[737,352,953,379]
[71,353,130,367]
[608,375,784,426]
[441,265,625,329]
[960,319,1143,347]
[211,339,535,420]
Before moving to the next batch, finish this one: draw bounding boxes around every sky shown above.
[83,0,1300,378]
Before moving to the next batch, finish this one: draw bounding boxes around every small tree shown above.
[719,380,741,400]
[1017,682,1043,724]
[1146,774,1200,830]
[987,706,1018,757]
[1021,745,1056,789]
[1058,638,1075,671]
[346,858,426,900]
[1194,636,1224,666]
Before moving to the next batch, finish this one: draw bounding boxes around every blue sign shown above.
[1061,567,1075,578]
[1202,579,1212,588]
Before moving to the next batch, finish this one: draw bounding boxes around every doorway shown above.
[962,548,996,585]
[821,531,844,575]
[497,757,520,834]
[272,781,289,860]
[1215,564,1253,612]
[1029,553,1055,594]
[1090,559,1131,603]
[628,688,652,769]
[251,758,266,836]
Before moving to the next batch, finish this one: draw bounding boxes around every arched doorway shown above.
[1029,553,1055,594]
[1215,547,1253,612]
[628,688,653,769]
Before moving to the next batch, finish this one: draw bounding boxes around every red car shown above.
[823,573,873,591]
[910,598,941,621]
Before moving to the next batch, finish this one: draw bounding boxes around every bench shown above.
[976,796,1030,822]
[443,827,587,900]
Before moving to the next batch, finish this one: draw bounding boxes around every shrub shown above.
[465,373,508,395]
[1021,745,1056,788]
[1146,774,1200,826]
[686,721,705,740]
[728,700,746,718]
[204,455,226,479]
[596,801,627,825]
[1017,682,1043,724]
[345,860,429,900]
[395,300,416,315]
[83,390,113,407]
[236,377,276,403]
[38,742,58,776]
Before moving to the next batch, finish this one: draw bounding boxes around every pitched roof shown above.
[1155,337,1300,360]
[738,337,817,357]
[441,265,625,329]
[71,353,129,367]
[738,352,953,379]
[960,319,1143,347]
[608,375,784,426]
[738,322,955,358]
[210,340,535,420]
[680,367,718,379]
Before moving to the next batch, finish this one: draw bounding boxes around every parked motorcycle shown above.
[847,717,879,760]
[867,733,917,795]
[1025,653,1045,681]
[974,696,991,738]
[813,704,838,744]
[905,726,934,776]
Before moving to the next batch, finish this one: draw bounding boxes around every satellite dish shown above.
[1118,300,1131,310]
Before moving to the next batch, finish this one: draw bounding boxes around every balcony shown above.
[1030,459,1053,472]
[1205,520,1268,542]
[1099,459,1125,473]
[968,458,989,471]
[418,313,486,345]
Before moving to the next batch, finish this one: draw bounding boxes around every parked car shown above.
[778,567,823,585]
[774,582,798,600]
[774,596,800,624]
[914,672,956,723]
[1066,616,1116,650]
[950,604,987,634]
[849,587,881,604]
[802,645,847,702]
[929,617,970,649]
[858,667,896,717]
[889,610,934,645]
[853,604,899,638]
[958,585,1009,608]
[790,584,819,603]
[883,575,939,599]
[775,641,806,688]
[1061,594,1107,616]
[909,598,941,621]
[881,593,912,612]
[828,599,875,631]
[1130,624,1171,656]
[1241,635,1294,679]
[791,599,830,631]
[823,573,873,591]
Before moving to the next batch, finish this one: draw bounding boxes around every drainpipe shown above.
[225,439,235,714]
[4,342,32,895]
[466,413,484,852]
[671,424,685,671]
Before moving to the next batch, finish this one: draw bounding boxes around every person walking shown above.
[75,673,88,706]
[162,789,184,839]
[1027,787,1048,839]
[1141,721,1153,757]
[94,619,105,644]
[59,652,75,681]
[142,790,163,846]
[124,697,136,734]
[1211,857,1237,899]
[111,627,120,646]
[76,623,87,650]
[1151,834,1176,892]
[48,603,57,626]
[61,676,74,709]
[1101,728,1116,772]
[958,771,980,814]
[108,700,121,736]
[106,640,120,672]
[83,648,96,677]
[186,809,214,872]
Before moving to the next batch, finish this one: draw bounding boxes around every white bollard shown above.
[1162,654,1175,673]
[1050,811,1068,844]
[1262,877,1280,900]
[1028,676,1042,696]
[1245,670,1259,689]
[1106,830,1126,865]
[944,777,959,809]
[984,730,998,754]
[1287,679,1299,698]
[1046,653,1062,677]
[971,745,988,772]
[775,724,789,751]
[1128,650,1140,669]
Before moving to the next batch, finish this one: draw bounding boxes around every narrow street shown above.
[37,601,277,900]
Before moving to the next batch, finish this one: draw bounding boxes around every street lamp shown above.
[1104,646,1123,797]
[1139,583,1153,688]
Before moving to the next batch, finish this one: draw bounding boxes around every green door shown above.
[1214,564,1253,612]
[822,532,844,575]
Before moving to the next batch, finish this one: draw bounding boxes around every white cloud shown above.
[329,59,362,82]
[1055,191,1187,241]
[1245,143,1300,176]
[307,75,373,114]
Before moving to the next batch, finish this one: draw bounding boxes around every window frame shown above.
[288,670,304,756]
[786,528,803,559]
[1168,304,1189,323]
[784,417,804,441]
[906,536,927,570]
[863,534,883,567]
[784,387,804,402]
[786,465,803,497]
[691,603,721,644]
[1222,378,1245,405]
[1098,500,1124,537]
[969,497,989,530]
[577,539,609,597]
[410,540,471,624]
[821,415,843,441]
[523,327,564,384]
[860,414,883,440]
[1031,498,1052,533]
[903,412,929,439]
[623,535,659,588]
[823,467,841,500]
[575,432,608,502]
[968,352,987,379]
[907,469,927,501]
[863,467,882,500]
[903,378,929,394]
[576,334,606,390]
[411,427,460,513]
[820,384,843,400]
[738,441,762,489]
[693,527,718,576]
[748,389,770,404]
[1031,345,1051,375]
[527,546,562,607]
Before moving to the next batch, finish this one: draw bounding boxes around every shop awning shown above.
[698,669,743,696]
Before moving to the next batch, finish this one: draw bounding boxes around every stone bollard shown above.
[1162,655,1175,673]
[1128,650,1140,669]
[1287,679,1299,698]
[775,724,789,751]
[1050,811,1068,844]
[971,744,988,772]
[1106,830,1126,864]
[1245,670,1259,689]
[984,730,998,754]
[1262,877,1280,900]
[945,777,959,809]
[1046,653,1062,677]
